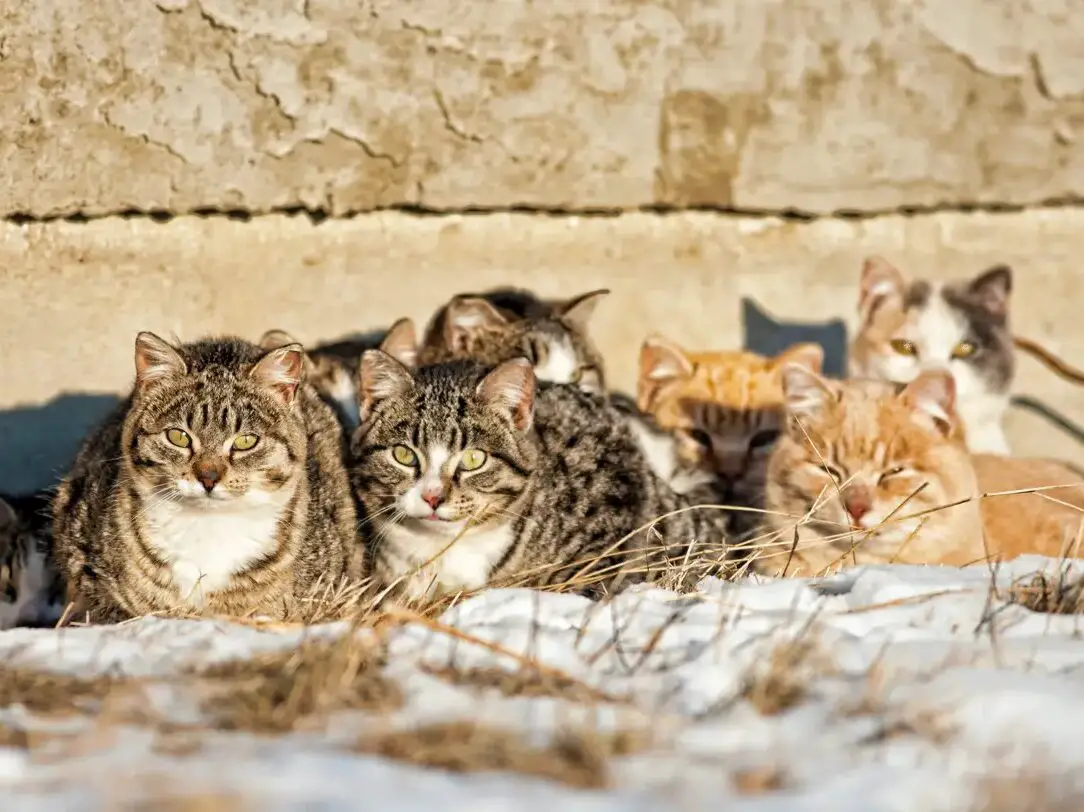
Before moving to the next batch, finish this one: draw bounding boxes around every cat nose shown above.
[844,490,872,522]
[422,491,444,510]
[195,465,223,493]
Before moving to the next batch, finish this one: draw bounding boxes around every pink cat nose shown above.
[422,492,444,510]
[845,494,871,522]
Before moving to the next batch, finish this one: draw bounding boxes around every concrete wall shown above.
[3,1,1084,492]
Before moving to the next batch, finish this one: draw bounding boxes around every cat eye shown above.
[889,338,918,357]
[571,367,584,384]
[748,429,781,450]
[878,466,906,483]
[232,434,259,451]
[460,449,488,471]
[166,429,191,448]
[951,341,977,360]
[392,445,417,466]
[684,428,712,448]
[821,463,845,482]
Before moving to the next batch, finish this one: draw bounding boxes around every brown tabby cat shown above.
[260,319,416,432]
[53,333,362,621]
[758,366,1084,576]
[418,287,609,392]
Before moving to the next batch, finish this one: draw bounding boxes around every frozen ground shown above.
[2,557,1084,810]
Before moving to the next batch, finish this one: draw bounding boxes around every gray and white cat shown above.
[849,257,1015,455]
[0,492,65,629]
[348,353,730,603]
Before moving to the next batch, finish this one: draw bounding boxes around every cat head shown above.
[636,334,823,498]
[351,352,539,536]
[765,364,977,560]
[850,257,1015,398]
[420,288,609,392]
[126,332,310,509]
[0,496,63,629]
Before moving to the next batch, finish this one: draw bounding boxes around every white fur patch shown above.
[400,445,450,519]
[327,371,358,430]
[143,488,288,608]
[533,337,579,385]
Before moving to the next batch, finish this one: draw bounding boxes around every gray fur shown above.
[939,266,1015,393]
[0,492,65,629]
[52,335,362,622]
[349,354,730,601]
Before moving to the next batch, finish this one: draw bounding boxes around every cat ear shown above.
[249,343,305,406]
[780,363,834,423]
[378,317,418,369]
[968,265,1012,319]
[134,332,187,392]
[444,297,508,351]
[900,368,958,437]
[774,342,824,375]
[257,329,300,351]
[637,335,693,412]
[477,358,536,432]
[0,498,15,530]
[558,289,610,333]
[858,256,906,322]
[357,349,414,423]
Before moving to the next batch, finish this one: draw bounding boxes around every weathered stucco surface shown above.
[3,210,1084,493]
[4,0,1084,216]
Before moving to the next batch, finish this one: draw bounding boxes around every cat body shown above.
[0,492,65,629]
[53,334,361,621]
[349,353,730,602]
[849,258,1015,455]
[418,287,609,393]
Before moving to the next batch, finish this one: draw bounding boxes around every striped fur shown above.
[349,353,731,602]
[52,334,362,622]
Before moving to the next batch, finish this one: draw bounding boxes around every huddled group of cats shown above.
[2,255,1083,630]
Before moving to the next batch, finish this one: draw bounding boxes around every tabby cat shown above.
[418,287,609,392]
[759,365,1084,576]
[52,333,362,621]
[849,257,1015,454]
[260,318,416,431]
[349,352,731,602]
[0,492,65,629]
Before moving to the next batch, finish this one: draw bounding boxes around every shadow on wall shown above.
[740,297,849,377]
[0,393,121,495]
[1010,395,1084,453]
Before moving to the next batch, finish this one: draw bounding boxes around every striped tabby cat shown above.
[53,333,362,621]
[418,287,609,392]
[349,352,731,603]
[0,492,65,629]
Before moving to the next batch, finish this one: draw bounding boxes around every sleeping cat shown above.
[848,257,1014,454]
[0,492,65,629]
[52,333,362,621]
[418,287,609,392]
[635,334,824,523]
[259,318,416,432]
[758,365,1084,576]
[348,352,731,603]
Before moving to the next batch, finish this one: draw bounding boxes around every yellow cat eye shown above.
[951,341,977,360]
[889,338,918,357]
[571,367,584,384]
[232,434,259,451]
[392,445,417,466]
[460,449,488,471]
[166,429,191,449]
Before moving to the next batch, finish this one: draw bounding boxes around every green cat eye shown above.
[166,429,191,449]
[951,341,977,360]
[889,338,917,357]
[460,449,487,471]
[232,434,259,451]
[392,445,417,466]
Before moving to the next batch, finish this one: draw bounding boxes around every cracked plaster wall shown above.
[3,0,1084,216]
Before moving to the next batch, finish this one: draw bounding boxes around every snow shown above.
[3,557,1084,809]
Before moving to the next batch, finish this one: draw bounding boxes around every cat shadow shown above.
[0,392,122,496]
[740,297,849,378]
[1009,395,1084,460]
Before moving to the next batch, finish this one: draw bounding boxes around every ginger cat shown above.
[635,335,824,537]
[757,366,1084,577]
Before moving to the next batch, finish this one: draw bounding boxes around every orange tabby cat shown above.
[758,366,1084,576]
[636,335,823,536]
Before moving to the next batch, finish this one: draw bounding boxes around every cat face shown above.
[420,288,609,392]
[0,496,64,629]
[766,365,976,561]
[636,336,823,501]
[126,333,308,509]
[351,353,539,536]
[850,257,1015,400]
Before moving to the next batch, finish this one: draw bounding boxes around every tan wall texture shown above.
[3,1,1084,493]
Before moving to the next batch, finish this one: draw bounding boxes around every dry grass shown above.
[1005,571,1084,615]
[422,663,627,705]
[741,637,827,716]
[109,789,252,812]
[0,663,127,716]
[193,633,402,733]
[354,720,649,790]
[732,765,788,795]
[971,770,1084,812]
